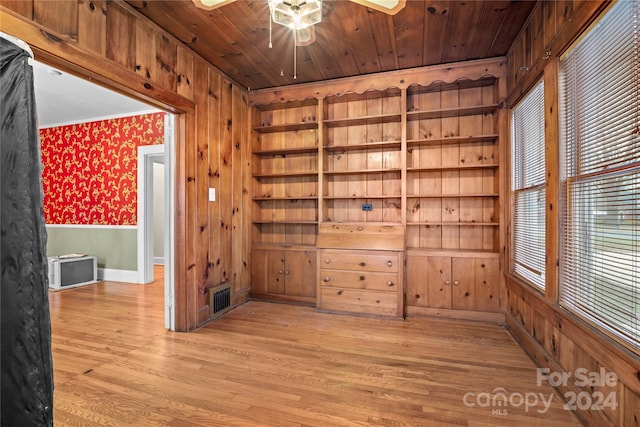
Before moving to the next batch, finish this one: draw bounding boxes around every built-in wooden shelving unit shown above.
[249,59,506,321]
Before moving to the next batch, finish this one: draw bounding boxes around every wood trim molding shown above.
[543,58,559,304]
[406,306,505,325]
[249,57,507,106]
[0,7,194,113]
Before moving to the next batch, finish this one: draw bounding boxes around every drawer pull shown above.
[359,275,365,281]
[387,260,393,267]
[387,281,394,287]
[359,262,366,267]
[357,227,363,231]
[453,280,460,286]
[323,276,331,282]
[325,259,331,264]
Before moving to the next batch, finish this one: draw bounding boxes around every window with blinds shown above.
[511,81,546,290]
[559,0,639,349]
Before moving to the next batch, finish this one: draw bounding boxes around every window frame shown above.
[510,79,547,292]
[558,0,639,350]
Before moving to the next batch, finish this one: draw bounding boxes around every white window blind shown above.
[511,81,546,290]
[559,0,639,349]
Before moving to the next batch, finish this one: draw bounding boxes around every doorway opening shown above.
[34,60,177,331]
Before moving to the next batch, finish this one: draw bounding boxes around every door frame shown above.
[137,114,175,329]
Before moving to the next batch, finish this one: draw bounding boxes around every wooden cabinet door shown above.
[407,253,500,313]
[452,258,476,311]
[251,248,269,294]
[284,250,316,298]
[451,257,500,312]
[426,256,452,309]
[266,250,285,295]
[406,254,428,307]
[474,258,500,312]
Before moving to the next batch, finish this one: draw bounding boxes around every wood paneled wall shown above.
[505,1,640,426]
[0,0,252,331]
[506,0,608,106]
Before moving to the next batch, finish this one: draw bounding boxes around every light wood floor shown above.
[49,269,582,426]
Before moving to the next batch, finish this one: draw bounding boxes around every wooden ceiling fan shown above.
[192,0,406,16]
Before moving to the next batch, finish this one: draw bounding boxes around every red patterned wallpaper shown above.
[40,112,165,225]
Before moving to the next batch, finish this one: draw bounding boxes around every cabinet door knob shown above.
[445,280,451,285]
[279,269,284,274]
[325,259,331,264]
[284,270,289,275]
[454,280,460,286]
[359,275,365,281]
[387,281,394,287]
[323,276,331,282]
[387,260,393,267]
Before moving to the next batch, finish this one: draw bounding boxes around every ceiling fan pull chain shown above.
[293,29,297,79]
[269,17,273,49]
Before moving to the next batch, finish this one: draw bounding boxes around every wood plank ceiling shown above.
[125,0,535,90]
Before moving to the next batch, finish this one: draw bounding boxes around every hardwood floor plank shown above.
[50,270,582,426]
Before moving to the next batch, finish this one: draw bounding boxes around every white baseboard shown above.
[98,268,139,283]
[154,257,165,265]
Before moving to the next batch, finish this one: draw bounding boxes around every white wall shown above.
[153,161,165,263]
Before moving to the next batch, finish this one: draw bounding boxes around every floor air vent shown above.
[209,282,232,319]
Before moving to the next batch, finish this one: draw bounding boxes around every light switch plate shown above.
[209,188,216,201]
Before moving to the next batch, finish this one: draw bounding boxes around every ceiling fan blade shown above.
[349,0,406,15]
[192,0,236,11]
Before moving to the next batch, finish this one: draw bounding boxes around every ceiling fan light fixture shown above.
[268,0,322,30]
[295,26,316,46]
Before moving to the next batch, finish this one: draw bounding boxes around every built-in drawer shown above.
[316,223,405,250]
[319,269,398,291]
[316,242,404,318]
[320,288,398,317]
[319,249,399,272]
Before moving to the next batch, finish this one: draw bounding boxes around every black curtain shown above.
[0,36,54,426]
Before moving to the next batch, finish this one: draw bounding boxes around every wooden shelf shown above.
[407,164,498,172]
[253,196,317,201]
[323,195,401,200]
[407,104,499,121]
[324,140,401,152]
[407,78,496,95]
[406,222,499,226]
[253,220,318,225]
[253,171,318,178]
[253,122,318,133]
[251,73,502,260]
[252,242,316,249]
[324,168,402,175]
[406,247,500,256]
[323,113,401,128]
[253,146,318,156]
[407,193,498,198]
[407,134,499,146]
